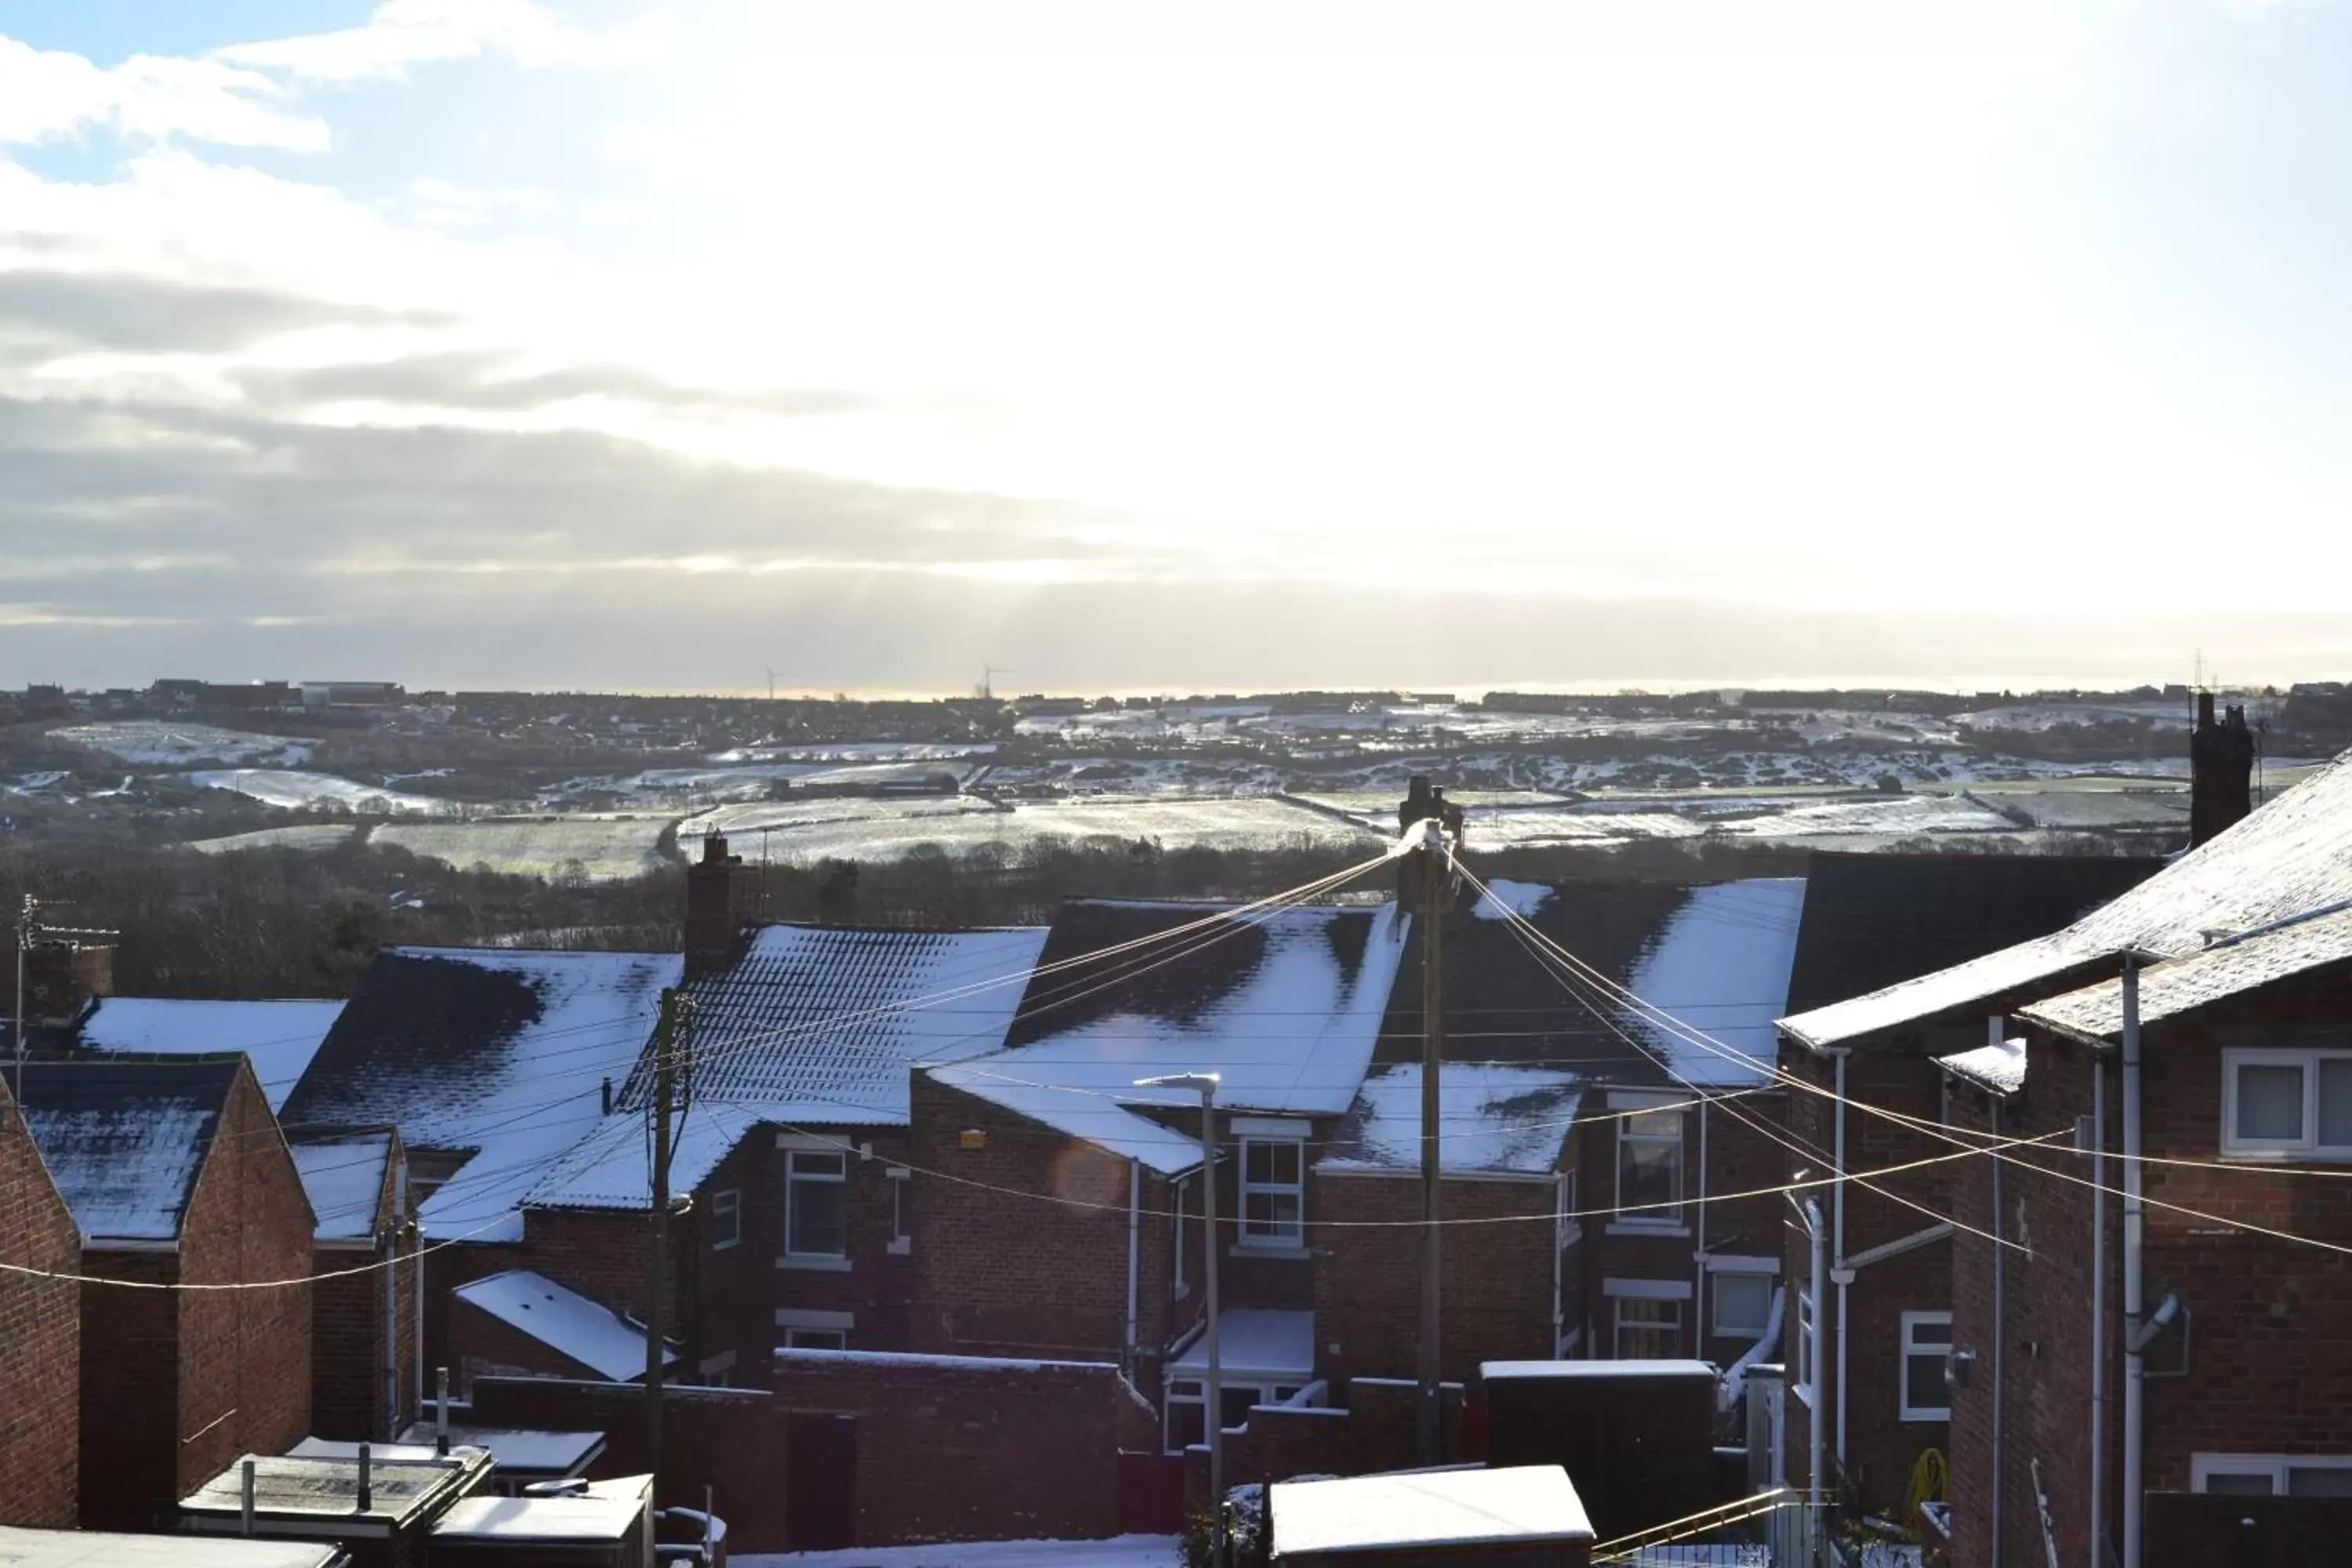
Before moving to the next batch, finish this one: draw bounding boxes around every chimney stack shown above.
[2190,694,2256,848]
[684,832,762,972]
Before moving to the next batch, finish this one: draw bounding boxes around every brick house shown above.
[16,1058,315,1531]
[1769,851,2161,1515]
[1771,723,2352,1568]
[289,1128,416,1439]
[0,1068,82,1527]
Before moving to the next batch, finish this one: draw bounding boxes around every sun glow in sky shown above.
[5,0,2352,692]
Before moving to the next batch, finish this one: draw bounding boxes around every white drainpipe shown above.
[1805,1196,1828,1504]
[1991,1096,2008,1567]
[1552,1171,1569,1354]
[1692,1098,1710,1348]
[1125,1159,1142,1376]
[1831,1051,1849,1472]
[383,1158,402,1438]
[2122,957,2146,1568]
[2091,1052,2107,1568]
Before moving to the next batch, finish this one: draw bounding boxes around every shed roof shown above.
[16,1059,241,1241]
[450,1269,675,1383]
[1270,1465,1592,1558]
[2021,902,2352,1043]
[1935,1036,2029,1096]
[0,1527,340,1568]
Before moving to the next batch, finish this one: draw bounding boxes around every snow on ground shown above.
[186,823,359,855]
[187,769,463,815]
[1720,793,2013,837]
[739,1535,1181,1567]
[79,996,347,1111]
[1955,699,2191,732]
[713,742,997,764]
[372,816,676,880]
[1622,879,1806,1085]
[689,796,1376,863]
[51,720,312,766]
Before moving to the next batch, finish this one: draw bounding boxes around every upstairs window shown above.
[710,1188,742,1250]
[2223,1049,2352,1159]
[1616,1105,1684,1225]
[1713,1273,1773,1340]
[2193,1455,2352,1496]
[887,1168,912,1254]
[1240,1138,1305,1247]
[786,1150,847,1258]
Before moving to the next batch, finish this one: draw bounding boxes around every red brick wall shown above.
[909,1076,1178,1373]
[310,1134,408,1440]
[1313,1172,1558,1386]
[1186,1378,1465,1508]
[0,1074,81,1526]
[174,1064,315,1499]
[777,1348,1152,1546]
[78,1251,181,1530]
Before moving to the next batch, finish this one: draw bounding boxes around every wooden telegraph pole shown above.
[644,988,685,1496]
[1415,815,1447,1466]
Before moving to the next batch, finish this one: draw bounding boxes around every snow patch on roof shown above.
[1319,1064,1581,1176]
[1936,1036,2028,1096]
[1472,879,1555,921]
[524,1102,764,1212]
[452,1269,674,1382]
[1623,879,1806,1085]
[923,1064,1203,1174]
[78,997,345,1112]
[17,1062,238,1241]
[1170,1309,1314,1380]
[1269,1465,1592,1556]
[292,1133,392,1241]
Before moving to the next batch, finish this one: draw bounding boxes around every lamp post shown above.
[1141,1071,1225,1567]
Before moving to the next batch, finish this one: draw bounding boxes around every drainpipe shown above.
[2122,956,2146,1568]
[1831,1052,1849,1472]
[2091,1054,2107,1568]
[1693,1097,1710,1348]
[1992,1098,2007,1568]
[383,1153,406,1439]
[1125,1158,1142,1377]
[1552,1171,1568,1355]
[1806,1196,1828,1507]
[412,1218,426,1426]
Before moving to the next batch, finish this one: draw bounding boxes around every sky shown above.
[4,0,2352,696]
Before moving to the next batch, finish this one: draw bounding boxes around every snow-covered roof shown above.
[1936,1036,2028,1096]
[392,1425,606,1477]
[290,1132,393,1242]
[1622,879,1806,1086]
[1781,753,2352,1049]
[641,924,1050,1126]
[1169,1309,1315,1381]
[1319,1063,1581,1177]
[281,947,682,1242]
[181,1451,488,1525]
[16,1060,241,1241]
[931,901,1405,1167]
[2021,903,2352,1044]
[0,1528,339,1568]
[1269,1465,1593,1558]
[451,1269,677,1383]
[431,1482,648,1543]
[76,997,346,1112]
[522,1102,763,1212]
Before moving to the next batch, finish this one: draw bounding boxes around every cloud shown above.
[212,0,666,85]
[0,35,326,151]
[0,268,434,355]
[234,350,872,418]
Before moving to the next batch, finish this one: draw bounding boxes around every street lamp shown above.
[1139,1071,1225,1568]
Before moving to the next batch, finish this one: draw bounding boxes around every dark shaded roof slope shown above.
[1783,851,2161,1017]
[16,1058,242,1240]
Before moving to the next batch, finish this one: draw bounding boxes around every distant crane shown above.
[767,670,784,703]
[978,663,1015,702]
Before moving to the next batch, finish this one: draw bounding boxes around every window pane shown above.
[2288,1466,2352,1497]
[1244,1191,1301,1240]
[1167,1401,1204,1452]
[2320,1060,2352,1147]
[2237,1064,2306,1141]
[1905,1353,1949,1414]
[787,1328,845,1351]
[1220,1388,1259,1430]
[789,1178,845,1256]
[792,1151,846,1178]
[1624,1109,1681,1140]
[2203,1472,2274,1497]
[1715,1276,1771,1337]
[1620,1139,1682,1211]
[891,1178,911,1241]
[1908,1318,1953,1348]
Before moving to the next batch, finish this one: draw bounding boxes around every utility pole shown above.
[1415,814,1447,1466]
[12,895,34,1096]
[644,988,685,1497]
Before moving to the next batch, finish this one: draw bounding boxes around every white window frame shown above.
[1239,1136,1305,1249]
[2221,1047,2352,1160]
[1555,1168,1581,1250]
[784,1149,848,1261]
[1163,1378,1207,1454]
[710,1188,741,1250]
[1900,1311,1953,1422]
[1794,1288,1815,1406]
[1613,1296,1682,1359]
[887,1167,912,1255]
[2191,1454,2352,1495]
[1713,1272,1775,1340]
[1613,1095,1686,1232]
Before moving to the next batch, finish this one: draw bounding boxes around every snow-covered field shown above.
[372,816,677,879]
[187,768,463,815]
[1955,700,2192,732]
[53,720,312,766]
[684,794,1378,863]
[187,823,359,855]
